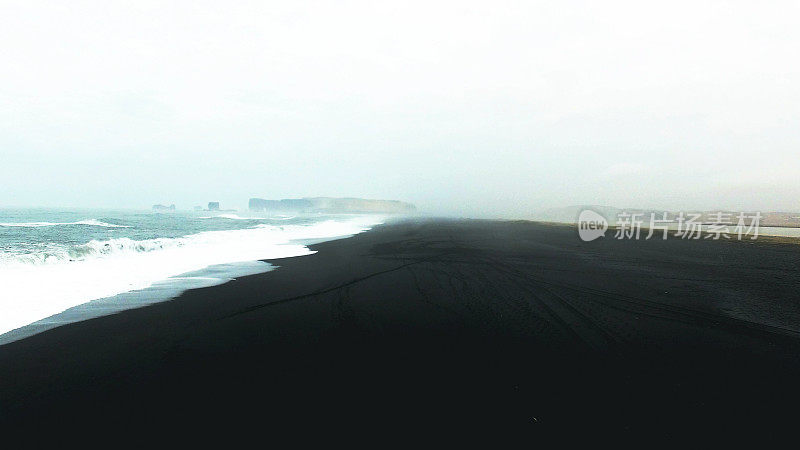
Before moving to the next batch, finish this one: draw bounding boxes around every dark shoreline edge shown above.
[0,229,369,346]
[0,260,276,346]
[2,218,800,434]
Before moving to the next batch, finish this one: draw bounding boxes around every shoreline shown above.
[0,230,368,346]
[0,215,386,343]
[0,260,276,346]
[3,218,800,431]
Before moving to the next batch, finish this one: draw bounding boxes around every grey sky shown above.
[1,0,799,217]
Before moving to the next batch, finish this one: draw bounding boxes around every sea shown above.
[0,208,385,344]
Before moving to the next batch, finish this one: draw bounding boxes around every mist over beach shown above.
[2,1,799,216]
[2,0,800,441]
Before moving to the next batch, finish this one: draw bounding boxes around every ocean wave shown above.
[0,219,130,228]
[198,214,270,220]
[2,237,187,266]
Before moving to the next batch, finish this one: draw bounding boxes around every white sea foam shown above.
[199,214,268,220]
[0,215,384,337]
[0,219,129,228]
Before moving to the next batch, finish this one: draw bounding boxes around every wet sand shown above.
[2,218,800,434]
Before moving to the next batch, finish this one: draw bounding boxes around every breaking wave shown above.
[0,219,129,228]
[198,214,270,220]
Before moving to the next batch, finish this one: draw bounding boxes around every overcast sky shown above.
[1,0,798,216]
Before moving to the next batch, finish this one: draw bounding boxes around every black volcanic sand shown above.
[2,219,800,435]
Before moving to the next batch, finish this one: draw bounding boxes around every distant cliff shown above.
[249,197,416,214]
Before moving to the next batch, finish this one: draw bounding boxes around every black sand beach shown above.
[2,219,800,434]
